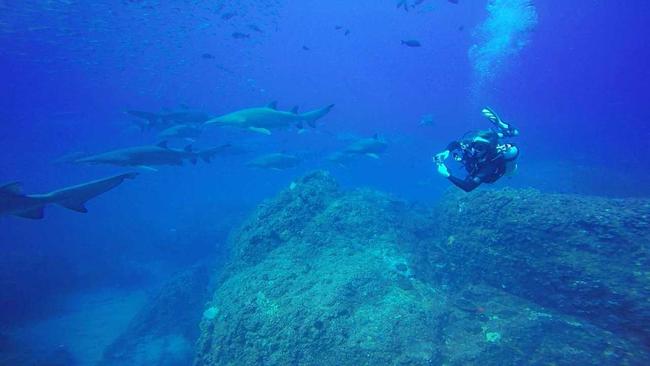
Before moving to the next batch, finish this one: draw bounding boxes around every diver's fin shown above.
[0,182,23,195]
[267,101,278,110]
[14,207,45,219]
[248,127,272,135]
[57,200,88,213]
[482,107,506,128]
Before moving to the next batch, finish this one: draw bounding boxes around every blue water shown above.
[1,1,649,364]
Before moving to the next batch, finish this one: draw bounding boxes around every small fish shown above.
[448,0,459,4]
[231,32,250,39]
[248,24,263,33]
[344,29,350,36]
[458,25,465,32]
[221,12,236,20]
[401,39,421,47]
[335,25,343,30]
[202,53,215,59]
[302,45,310,51]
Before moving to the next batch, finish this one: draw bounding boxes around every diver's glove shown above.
[433,150,450,164]
[436,162,451,178]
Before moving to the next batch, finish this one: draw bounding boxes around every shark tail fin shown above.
[200,144,231,163]
[300,104,334,128]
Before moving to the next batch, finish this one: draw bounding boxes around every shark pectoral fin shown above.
[14,207,45,219]
[248,127,272,135]
[365,153,380,159]
[57,200,88,213]
[138,165,159,172]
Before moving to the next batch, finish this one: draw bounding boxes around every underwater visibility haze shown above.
[1,0,649,365]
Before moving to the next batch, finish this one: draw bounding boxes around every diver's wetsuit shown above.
[434,107,520,192]
[445,135,519,193]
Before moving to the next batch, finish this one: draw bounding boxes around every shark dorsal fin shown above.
[184,144,193,153]
[157,141,169,149]
[267,101,278,110]
[0,181,23,195]
[291,106,299,114]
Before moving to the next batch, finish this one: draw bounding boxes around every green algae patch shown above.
[202,306,219,320]
[485,331,501,343]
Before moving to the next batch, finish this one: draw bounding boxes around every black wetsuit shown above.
[445,140,516,192]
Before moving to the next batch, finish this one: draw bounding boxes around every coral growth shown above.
[192,172,650,365]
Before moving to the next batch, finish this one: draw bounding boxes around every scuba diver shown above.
[433,107,520,192]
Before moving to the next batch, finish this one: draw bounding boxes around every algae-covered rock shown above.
[99,264,212,366]
[194,172,649,365]
[433,188,650,346]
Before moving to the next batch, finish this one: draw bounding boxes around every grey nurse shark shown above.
[128,109,212,131]
[0,173,137,219]
[75,141,230,169]
[343,134,388,159]
[246,153,301,170]
[157,124,203,142]
[204,101,334,135]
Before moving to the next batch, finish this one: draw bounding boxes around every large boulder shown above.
[432,188,650,345]
[194,172,650,365]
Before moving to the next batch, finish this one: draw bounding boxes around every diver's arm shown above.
[447,175,481,192]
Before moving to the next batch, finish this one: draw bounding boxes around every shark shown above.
[246,153,301,170]
[75,141,230,169]
[157,124,203,142]
[0,173,137,219]
[342,134,388,159]
[204,102,334,135]
[127,110,212,131]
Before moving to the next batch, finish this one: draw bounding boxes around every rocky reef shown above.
[98,264,213,366]
[192,172,650,365]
